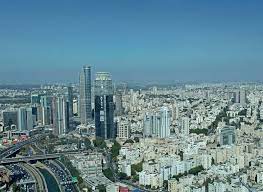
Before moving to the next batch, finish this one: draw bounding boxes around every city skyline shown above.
[0,0,263,83]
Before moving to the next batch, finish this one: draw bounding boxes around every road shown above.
[23,163,47,192]
[0,135,46,159]
[0,154,60,164]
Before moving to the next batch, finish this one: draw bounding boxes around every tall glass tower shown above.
[94,72,115,139]
[79,66,92,125]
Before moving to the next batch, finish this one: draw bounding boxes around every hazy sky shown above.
[0,0,263,84]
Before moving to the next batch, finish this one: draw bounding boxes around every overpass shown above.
[0,154,60,165]
[0,135,46,159]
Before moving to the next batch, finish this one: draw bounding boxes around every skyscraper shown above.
[115,90,124,116]
[52,96,69,135]
[159,106,171,138]
[143,107,171,138]
[239,89,247,106]
[3,110,18,129]
[79,66,92,125]
[94,72,115,139]
[181,117,190,135]
[67,86,74,118]
[40,95,52,126]
[18,107,33,131]
[18,107,27,131]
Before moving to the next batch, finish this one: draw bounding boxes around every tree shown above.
[97,185,106,192]
[118,172,128,180]
[179,151,183,161]
[84,138,92,149]
[188,165,204,175]
[103,168,115,181]
[131,161,143,176]
[111,140,121,159]
[123,139,134,145]
[189,129,208,135]
[93,137,107,149]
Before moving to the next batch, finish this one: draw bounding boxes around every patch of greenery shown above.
[131,161,143,176]
[93,137,107,149]
[103,168,115,182]
[59,155,87,189]
[111,140,121,160]
[172,165,204,180]
[189,129,208,135]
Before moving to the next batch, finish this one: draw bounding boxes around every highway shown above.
[0,135,46,159]
[23,163,48,192]
[6,163,36,192]
[0,154,60,164]
[43,160,77,192]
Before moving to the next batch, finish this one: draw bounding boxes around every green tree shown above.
[189,129,208,135]
[103,168,115,181]
[97,185,106,192]
[93,137,107,149]
[111,140,121,159]
[118,172,128,180]
[131,161,143,176]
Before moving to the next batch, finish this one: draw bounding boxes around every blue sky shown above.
[0,0,263,83]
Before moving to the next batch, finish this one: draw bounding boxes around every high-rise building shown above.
[79,66,92,125]
[94,72,115,139]
[239,89,247,106]
[2,111,18,129]
[31,94,40,106]
[67,86,74,118]
[143,113,152,137]
[219,126,236,146]
[115,91,124,116]
[143,107,171,138]
[159,106,171,138]
[18,108,27,131]
[117,120,130,140]
[234,89,247,106]
[26,108,33,130]
[181,117,190,135]
[40,96,52,126]
[18,107,33,131]
[52,96,69,135]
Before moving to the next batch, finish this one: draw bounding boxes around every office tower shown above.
[234,90,240,103]
[94,72,115,139]
[31,94,40,106]
[18,107,33,131]
[31,107,38,127]
[117,120,130,140]
[79,66,92,125]
[143,113,152,137]
[53,96,69,135]
[115,91,124,116]
[26,108,33,130]
[40,96,52,125]
[67,86,74,118]
[2,111,18,129]
[219,126,236,146]
[73,98,78,116]
[181,117,190,135]
[18,108,27,131]
[159,106,171,138]
[239,89,247,106]
[143,112,160,138]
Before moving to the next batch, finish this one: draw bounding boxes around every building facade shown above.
[79,66,92,125]
[94,72,115,139]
